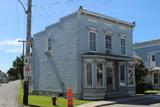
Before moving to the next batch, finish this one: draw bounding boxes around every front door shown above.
[106,63,114,91]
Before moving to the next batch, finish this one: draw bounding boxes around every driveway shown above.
[0,80,21,107]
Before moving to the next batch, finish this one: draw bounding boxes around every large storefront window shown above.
[86,63,92,86]
[128,65,134,85]
[97,63,103,86]
[120,65,126,86]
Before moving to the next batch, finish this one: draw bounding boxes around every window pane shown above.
[106,35,111,50]
[89,31,96,51]
[120,65,126,86]
[121,38,126,54]
[86,63,92,86]
[97,63,103,86]
[48,38,52,50]
[152,55,155,61]
[154,73,158,84]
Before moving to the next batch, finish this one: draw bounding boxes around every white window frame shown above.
[119,64,126,86]
[149,52,156,67]
[105,34,112,54]
[120,34,127,55]
[88,30,97,52]
[85,62,93,87]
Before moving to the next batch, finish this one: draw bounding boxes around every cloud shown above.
[5,48,22,53]
[0,38,23,53]
[0,38,22,46]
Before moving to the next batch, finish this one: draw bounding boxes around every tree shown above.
[7,56,24,80]
[134,57,148,93]
[134,58,148,83]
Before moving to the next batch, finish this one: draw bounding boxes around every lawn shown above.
[19,82,92,107]
[145,90,160,94]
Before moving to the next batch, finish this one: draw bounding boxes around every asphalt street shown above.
[100,95,160,107]
[0,80,21,107]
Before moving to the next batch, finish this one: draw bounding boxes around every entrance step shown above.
[106,91,129,99]
[83,93,105,100]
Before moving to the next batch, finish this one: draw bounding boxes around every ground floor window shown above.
[153,73,159,85]
[128,65,134,85]
[119,65,126,86]
[97,63,103,86]
[86,63,92,86]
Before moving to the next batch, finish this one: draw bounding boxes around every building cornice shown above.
[79,6,135,28]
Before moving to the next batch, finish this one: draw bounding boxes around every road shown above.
[100,95,160,107]
[0,80,21,107]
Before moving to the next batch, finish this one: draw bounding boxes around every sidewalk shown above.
[76,95,148,107]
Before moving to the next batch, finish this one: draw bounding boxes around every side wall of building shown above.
[32,12,79,95]
[134,45,160,67]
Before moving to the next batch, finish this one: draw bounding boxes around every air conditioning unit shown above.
[44,50,52,56]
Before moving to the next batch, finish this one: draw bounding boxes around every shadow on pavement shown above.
[28,104,41,107]
[97,95,160,107]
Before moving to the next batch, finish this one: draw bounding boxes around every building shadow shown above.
[97,95,160,107]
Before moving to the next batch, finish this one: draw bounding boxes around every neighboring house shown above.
[31,7,135,100]
[0,71,8,83]
[134,39,160,89]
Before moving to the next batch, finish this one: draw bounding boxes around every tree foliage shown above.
[7,56,24,80]
[134,58,148,84]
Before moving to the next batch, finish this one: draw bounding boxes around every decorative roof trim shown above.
[79,7,135,27]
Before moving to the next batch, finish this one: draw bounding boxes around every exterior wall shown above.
[32,12,79,95]
[78,13,133,57]
[77,11,135,99]
[134,45,160,67]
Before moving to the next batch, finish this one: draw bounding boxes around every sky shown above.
[0,0,160,73]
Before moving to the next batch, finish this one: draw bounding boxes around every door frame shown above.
[106,61,115,91]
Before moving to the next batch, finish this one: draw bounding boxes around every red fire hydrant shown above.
[51,96,57,106]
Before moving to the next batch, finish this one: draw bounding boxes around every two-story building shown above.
[134,39,160,89]
[31,7,135,100]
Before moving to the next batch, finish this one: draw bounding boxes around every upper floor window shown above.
[89,31,96,51]
[121,37,126,55]
[48,38,52,50]
[106,35,112,54]
[97,63,103,86]
[152,55,155,61]
[149,53,156,67]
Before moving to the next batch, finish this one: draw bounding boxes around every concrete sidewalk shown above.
[76,95,150,107]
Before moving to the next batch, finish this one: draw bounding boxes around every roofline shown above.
[134,39,160,49]
[79,6,135,27]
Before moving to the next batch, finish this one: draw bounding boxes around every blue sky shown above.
[0,0,160,72]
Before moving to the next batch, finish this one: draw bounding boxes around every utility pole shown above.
[18,40,26,79]
[24,0,32,105]
[18,0,32,105]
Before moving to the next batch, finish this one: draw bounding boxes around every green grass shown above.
[145,90,160,94]
[19,81,92,107]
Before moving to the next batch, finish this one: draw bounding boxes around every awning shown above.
[82,52,133,61]
[149,67,160,72]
